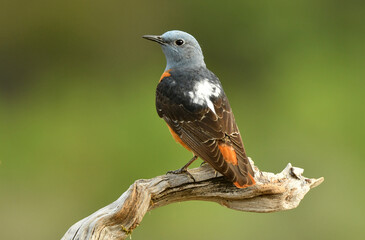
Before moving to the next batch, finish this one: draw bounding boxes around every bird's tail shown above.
[233,157,256,188]
[218,143,256,188]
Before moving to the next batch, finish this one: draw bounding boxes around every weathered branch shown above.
[61,159,323,240]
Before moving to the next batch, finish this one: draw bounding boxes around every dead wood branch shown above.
[61,159,323,240]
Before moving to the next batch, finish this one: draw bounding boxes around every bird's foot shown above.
[167,167,196,182]
[200,161,207,166]
[167,167,186,175]
[199,162,218,177]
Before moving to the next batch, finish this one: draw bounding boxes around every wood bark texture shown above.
[61,159,323,240]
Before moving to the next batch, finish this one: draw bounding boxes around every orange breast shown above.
[167,125,191,152]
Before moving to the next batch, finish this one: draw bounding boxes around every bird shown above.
[143,30,256,188]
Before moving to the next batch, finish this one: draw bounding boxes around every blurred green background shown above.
[1,0,364,239]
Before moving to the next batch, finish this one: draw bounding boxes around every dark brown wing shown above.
[156,84,255,188]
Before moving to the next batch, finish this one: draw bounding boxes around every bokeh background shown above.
[1,0,364,239]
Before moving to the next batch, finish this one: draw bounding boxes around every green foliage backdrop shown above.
[0,0,364,239]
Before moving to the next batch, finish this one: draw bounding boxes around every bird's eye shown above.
[175,39,185,46]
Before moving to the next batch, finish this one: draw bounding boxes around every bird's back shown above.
[156,67,255,187]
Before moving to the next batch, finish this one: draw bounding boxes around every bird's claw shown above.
[200,161,207,166]
[167,168,196,182]
[167,168,186,175]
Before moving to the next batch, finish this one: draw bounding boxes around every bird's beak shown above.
[142,35,166,45]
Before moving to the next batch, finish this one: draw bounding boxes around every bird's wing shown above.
[156,82,255,188]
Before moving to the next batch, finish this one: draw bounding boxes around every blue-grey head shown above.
[143,30,206,70]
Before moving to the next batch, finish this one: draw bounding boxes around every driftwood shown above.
[61,159,323,240]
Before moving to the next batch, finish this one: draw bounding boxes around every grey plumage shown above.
[143,30,255,188]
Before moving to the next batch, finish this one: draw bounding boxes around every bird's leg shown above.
[167,155,198,174]
[167,155,198,181]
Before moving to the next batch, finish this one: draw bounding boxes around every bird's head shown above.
[143,30,206,70]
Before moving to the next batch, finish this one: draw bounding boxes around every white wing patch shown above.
[188,79,221,114]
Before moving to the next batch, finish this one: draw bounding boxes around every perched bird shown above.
[143,30,255,188]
